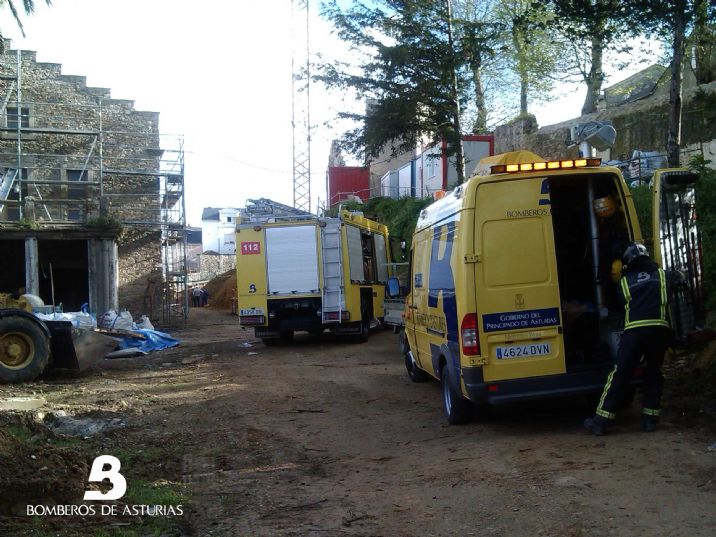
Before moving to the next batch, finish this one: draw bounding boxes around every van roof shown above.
[416,154,623,233]
[471,150,545,177]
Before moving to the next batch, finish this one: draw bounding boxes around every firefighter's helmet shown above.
[593,195,617,219]
[622,242,649,266]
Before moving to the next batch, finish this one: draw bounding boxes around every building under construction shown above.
[0,41,187,324]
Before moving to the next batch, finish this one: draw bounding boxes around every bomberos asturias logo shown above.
[26,455,184,517]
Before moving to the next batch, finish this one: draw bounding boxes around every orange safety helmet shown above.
[593,195,617,219]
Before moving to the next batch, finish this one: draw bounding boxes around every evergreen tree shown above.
[317,0,482,184]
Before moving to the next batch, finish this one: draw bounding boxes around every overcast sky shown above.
[0,0,647,226]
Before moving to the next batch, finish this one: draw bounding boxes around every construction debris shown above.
[0,397,46,411]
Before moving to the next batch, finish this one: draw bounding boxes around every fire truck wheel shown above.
[0,315,50,383]
[351,314,370,343]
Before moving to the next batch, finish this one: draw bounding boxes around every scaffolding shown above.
[0,49,188,324]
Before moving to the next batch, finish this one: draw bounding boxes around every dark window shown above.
[67,170,88,220]
[5,169,28,220]
[6,107,30,129]
[67,169,88,200]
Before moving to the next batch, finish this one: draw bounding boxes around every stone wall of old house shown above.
[493,81,716,166]
[198,252,236,277]
[0,40,171,318]
[0,43,162,224]
[117,229,163,319]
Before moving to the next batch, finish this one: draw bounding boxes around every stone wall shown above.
[0,42,161,223]
[494,81,716,165]
[117,229,163,319]
[0,40,172,319]
[198,252,236,278]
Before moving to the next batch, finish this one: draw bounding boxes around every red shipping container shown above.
[327,166,369,207]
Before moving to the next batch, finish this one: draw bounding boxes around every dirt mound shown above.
[0,417,89,516]
[204,269,237,311]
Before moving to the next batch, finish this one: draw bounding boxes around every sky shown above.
[0,0,650,226]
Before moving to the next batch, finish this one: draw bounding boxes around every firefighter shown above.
[584,242,671,435]
[594,195,629,309]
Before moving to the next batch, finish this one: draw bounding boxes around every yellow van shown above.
[235,211,391,345]
[402,151,702,423]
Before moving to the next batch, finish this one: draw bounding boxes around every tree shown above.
[317,0,479,184]
[628,0,716,166]
[692,0,716,84]
[452,0,505,133]
[0,0,51,38]
[542,1,636,116]
[494,0,564,117]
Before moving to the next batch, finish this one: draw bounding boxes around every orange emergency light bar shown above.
[491,157,601,174]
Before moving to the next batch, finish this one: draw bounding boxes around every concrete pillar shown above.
[88,239,118,315]
[24,237,39,296]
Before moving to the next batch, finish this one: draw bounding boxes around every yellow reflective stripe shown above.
[621,277,631,326]
[643,408,660,416]
[658,268,667,322]
[597,365,617,419]
[624,319,670,330]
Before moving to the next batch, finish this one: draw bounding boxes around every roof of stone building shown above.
[604,64,667,108]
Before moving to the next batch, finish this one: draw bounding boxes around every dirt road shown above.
[1,308,714,536]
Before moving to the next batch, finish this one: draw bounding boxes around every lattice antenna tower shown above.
[291,0,311,212]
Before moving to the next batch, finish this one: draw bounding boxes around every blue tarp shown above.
[118,329,181,354]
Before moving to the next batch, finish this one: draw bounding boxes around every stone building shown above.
[492,65,716,170]
[0,41,187,324]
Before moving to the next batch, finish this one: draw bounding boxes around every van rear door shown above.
[474,177,565,382]
[652,169,704,339]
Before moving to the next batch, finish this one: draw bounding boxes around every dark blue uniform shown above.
[595,257,670,423]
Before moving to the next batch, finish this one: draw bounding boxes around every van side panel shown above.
[408,226,436,376]
[426,219,460,376]
[474,178,566,382]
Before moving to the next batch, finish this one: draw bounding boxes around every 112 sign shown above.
[241,242,261,255]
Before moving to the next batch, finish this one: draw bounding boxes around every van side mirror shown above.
[387,277,401,298]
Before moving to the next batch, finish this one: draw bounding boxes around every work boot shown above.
[583,416,607,436]
[641,415,658,432]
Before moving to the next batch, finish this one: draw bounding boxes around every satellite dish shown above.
[573,122,616,152]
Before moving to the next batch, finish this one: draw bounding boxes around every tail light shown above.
[461,313,480,356]
[324,311,350,321]
[240,315,265,325]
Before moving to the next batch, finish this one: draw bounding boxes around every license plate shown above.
[495,343,551,359]
[240,308,264,316]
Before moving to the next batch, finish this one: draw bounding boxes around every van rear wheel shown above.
[441,365,472,425]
